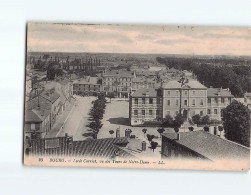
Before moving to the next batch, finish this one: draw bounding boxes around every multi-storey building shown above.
[129,79,234,126]
[162,79,207,119]
[102,70,136,98]
[207,87,234,120]
[129,88,163,126]
[73,77,101,96]
[131,77,158,93]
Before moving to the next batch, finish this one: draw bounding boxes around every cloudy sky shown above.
[27,23,251,56]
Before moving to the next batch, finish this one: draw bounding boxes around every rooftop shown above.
[163,79,207,89]
[73,77,100,85]
[162,131,250,160]
[103,70,135,78]
[207,88,234,97]
[131,88,161,97]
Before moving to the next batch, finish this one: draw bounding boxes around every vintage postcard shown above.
[24,23,251,171]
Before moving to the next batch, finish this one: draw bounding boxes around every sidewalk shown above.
[45,99,75,138]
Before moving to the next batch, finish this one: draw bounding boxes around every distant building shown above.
[73,76,101,96]
[207,87,234,120]
[131,77,158,93]
[161,130,250,161]
[129,88,163,126]
[102,70,136,98]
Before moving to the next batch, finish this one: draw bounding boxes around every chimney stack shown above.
[141,141,146,151]
[116,128,120,138]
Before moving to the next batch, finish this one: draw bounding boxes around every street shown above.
[56,96,95,141]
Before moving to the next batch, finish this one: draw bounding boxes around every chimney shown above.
[116,128,120,138]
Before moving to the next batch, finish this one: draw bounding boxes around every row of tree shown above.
[156,57,251,97]
[191,115,221,125]
[162,113,186,128]
[87,93,107,139]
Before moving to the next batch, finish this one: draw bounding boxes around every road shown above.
[56,96,95,141]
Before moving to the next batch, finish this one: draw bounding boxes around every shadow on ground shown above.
[107,117,130,126]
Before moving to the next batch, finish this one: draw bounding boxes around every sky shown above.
[27,23,251,56]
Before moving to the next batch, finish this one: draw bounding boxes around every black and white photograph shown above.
[23,23,250,171]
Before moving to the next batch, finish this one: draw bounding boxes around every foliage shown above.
[162,115,174,127]
[156,57,251,97]
[173,113,185,128]
[192,114,201,125]
[146,134,155,143]
[201,115,210,125]
[142,128,147,135]
[204,126,209,132]
[150,141,158,152]
[157,128,165,137]
[174,127,179,133]
[87,93,107,139]
[222,100,250,147]
[109,130,114,135]
[188,127,194,131]
[106,92,116,102]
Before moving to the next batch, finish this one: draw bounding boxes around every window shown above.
[184,90,188,95]
[176,99,179,106]
[142,98,146,104]
[31,123,35,130]
[200,111,203,116]
[208,98,211,104]
[193,90,195,95]
[167,100,170,106]
[135,98,138,104]
[184,100,188,106]
[221,98,224,104]
[215,97,218,104]
[207,109,211,114]
[149,98,153,104]
[214,109,218,114]
[192,99,195,106]
[149,110,153,115]
[157,98,160,104]
[167,91,170,95]
[142,110,145,116]
[176,90,179,95]
[200,99,203,106]
[156,110,160,115]
[134,110,138,115]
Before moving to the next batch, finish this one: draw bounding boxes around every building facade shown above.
[129,88,163,126]
[73,77,101,96]
[162,80,207,119]
[207,88,234,120]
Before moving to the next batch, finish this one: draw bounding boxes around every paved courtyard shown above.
[98,99,175,159]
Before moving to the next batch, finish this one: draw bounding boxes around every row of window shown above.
[208,97,231,104]
[134,109,161,116]
[105,77,133,82]
[166,90,206,96]
[134,98,161,104]
[167,99,204,106]
[207,109,219,115]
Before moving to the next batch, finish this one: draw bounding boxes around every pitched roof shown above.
[163,79,206,89]
[28,137,135,159]
[131,88,161,97]
[40,90,60,103]
[25,110,43,123]
[162,131,250,160]
[207,88,234,97]
[73,77,100,85]
[103,70,134,78]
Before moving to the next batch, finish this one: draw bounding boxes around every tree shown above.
[150,141,158,152]
[142,128,147,137]
[188,127,194,131]
[109,130,114,138]
[146,134,154,143]
[201,115,210,125]
[222,100,250,147]
[174,127,179,133]
[174,113,185,128]
[107,92,115,102]
[204,126,209,132]
[162,115,174,127]
[218,126,224,137]
[157,128,165,138]
[192,114,201,125]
